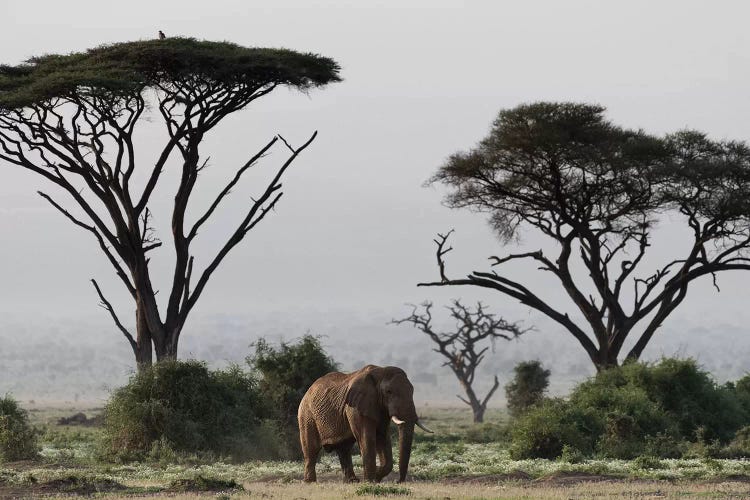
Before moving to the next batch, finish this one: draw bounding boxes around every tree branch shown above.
[90,279,137,354]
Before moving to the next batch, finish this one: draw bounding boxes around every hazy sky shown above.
[1,0,750,355]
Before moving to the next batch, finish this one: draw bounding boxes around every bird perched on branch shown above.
[158,30,166,40]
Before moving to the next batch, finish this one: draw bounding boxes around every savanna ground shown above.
[3,407,750,499]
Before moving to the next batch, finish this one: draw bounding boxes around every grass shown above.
[3,406,750,498]
[355,484,411,496]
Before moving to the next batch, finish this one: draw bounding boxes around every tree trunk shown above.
[593,346,621,372]
[458,378,488,423]
[472,404,485,423]
[134,303,153,371]
[155,329,180,362]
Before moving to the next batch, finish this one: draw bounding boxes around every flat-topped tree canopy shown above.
[0,37,341,109]
[422,101,750,371]
[0,38,340,368]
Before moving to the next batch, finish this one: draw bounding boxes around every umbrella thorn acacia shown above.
[420,102,750,371]
[0,38,341,368]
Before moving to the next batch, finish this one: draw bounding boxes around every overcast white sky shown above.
[1,0,750,356]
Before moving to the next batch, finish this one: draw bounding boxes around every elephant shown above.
[297,364,433,483]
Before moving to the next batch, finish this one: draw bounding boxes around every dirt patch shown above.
[168,475,243,492]
[536,471,628,485]
[708,474,750,483]
[0,475,126,498]
[56,411,104,426]
[440,471,532,484]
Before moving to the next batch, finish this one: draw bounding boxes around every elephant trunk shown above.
[397,422,415,483]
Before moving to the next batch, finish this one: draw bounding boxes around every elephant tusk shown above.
[416,419,434,433]
[391,416,406,425]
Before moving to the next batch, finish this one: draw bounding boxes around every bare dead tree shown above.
[392,300,528,423]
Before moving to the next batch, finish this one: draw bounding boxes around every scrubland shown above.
[2,407,750,499]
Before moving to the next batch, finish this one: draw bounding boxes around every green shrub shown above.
[247,335,338,458]
[632,455,664,470]
[571,376,680,459]
[508,399,595,459]
[637,358,745,442]
[0,395,39,462]
[99,360,266,462]
[559,444,585,463]
[727,374,750,415]
[505,360,550,418]
[575,358,746,445]
[509,358,749,460]
[248,335,338,427]
[642,433,686,459]
[464,422,509,444]
[717,425,750,458]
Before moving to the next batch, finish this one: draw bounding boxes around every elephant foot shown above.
[376,467,392,482]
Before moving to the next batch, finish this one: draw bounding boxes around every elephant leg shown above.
[335,441,358,483]
[355,422,378,482]
[300,420,321,482]
[376,430,394,481]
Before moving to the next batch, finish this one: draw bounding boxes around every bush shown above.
[635,358,745,442]
[0,395,39,462]
[717,425,750,458]
[508,399,595,459]
[99,360,267,462]
[505,360,550,418]
[248,335,338,426]
[247,335,338,458]
[508,358,750,460]
[727,374,750,415]
[464,422,509,444]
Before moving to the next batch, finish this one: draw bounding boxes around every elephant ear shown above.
[345,371,379,420]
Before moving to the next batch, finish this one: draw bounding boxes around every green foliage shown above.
[248,335,337,426]
[509,399,595,459]
[0,395,39,462]
[505,360,550,418]
[632,455,664,470]
[463,422,509,444]
[247,335,338,458]
[559,444,585,464]
[509,358,750,460]
[726,374,750,415]
[577,358,746,443]
[0,38,341,110]
[98,360,265,462]
[709,425,750,459]
[431,102,669,242]
[355,484,411,496]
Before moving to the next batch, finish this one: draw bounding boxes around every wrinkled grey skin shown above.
[298,365,431,483]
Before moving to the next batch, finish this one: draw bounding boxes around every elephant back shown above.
[299,371,355,446]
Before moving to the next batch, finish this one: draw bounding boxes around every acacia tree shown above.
[0,38,340,367]
[392,300,527,423]
[420,102,750,371]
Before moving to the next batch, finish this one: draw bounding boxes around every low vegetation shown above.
[247,335,339,458]
[504,360,550,418]
[6,354,750,498]
[510,358,750,460]
[98,360,266,462]
[0,395,38,461]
